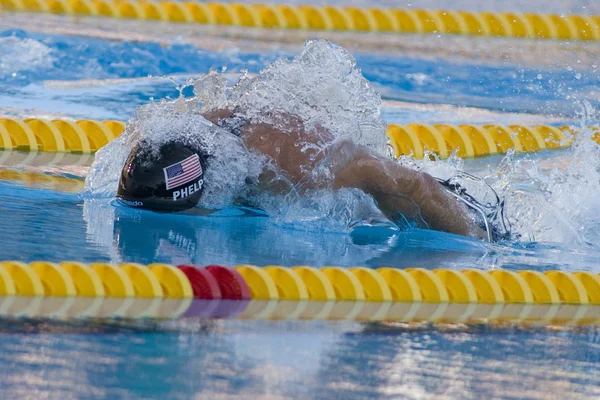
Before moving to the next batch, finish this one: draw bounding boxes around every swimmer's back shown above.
[205,109,332,187]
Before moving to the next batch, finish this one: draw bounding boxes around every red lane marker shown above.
[177,265,222,299]
[205,265,251,300]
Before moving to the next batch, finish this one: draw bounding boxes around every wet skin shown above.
[203,109,486,240]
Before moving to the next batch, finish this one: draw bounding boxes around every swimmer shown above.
[116,107,510,242]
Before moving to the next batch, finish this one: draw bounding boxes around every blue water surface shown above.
[0,325,600,399]
[1,28,598,119]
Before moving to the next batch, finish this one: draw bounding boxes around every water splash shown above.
[85,38,600,245]
[85,39,390,231]
[501,101,600,246]
[0,36,54,79]
[195,39,388,155]
[388,99,600,248]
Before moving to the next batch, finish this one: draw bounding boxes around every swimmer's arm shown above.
[333,155,486,239]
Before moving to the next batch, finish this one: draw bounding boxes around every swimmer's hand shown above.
[331,142,487,240]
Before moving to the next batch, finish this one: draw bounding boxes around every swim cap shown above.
[117,140,207,212]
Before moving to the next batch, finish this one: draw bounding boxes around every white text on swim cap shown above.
[120,199,144,207]
[173,179,203,201]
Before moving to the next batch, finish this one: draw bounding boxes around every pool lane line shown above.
[386,123,584,159]
[0,117,596,159]
[0,261,598,325]
[1,1,600,41]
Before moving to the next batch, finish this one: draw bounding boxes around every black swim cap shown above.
[117,140,207,212]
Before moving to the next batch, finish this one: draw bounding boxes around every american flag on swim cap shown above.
[163,153,203,190]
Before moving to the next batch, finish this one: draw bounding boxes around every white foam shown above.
[0,36,54,78]
[501,102,600,245]
[199,39,388,156]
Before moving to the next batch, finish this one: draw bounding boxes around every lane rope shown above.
[0,118,597,159]
[0,118,124,154]
[1,1,600,41]
[0,261,598,325]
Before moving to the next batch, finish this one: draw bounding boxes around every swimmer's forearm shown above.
[374,167,483,238]
[334,156,485,239]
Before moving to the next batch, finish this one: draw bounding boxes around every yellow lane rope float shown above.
[0,118,598,159]
[0,118,124,153]
[0,261,598,325]
[0,169,84,192]
[1,1,600,41]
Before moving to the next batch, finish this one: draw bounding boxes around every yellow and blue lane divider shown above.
[0,117,597,159]
[1,1,600,42]
[0,261,598,325]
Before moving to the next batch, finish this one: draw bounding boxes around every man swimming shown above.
[113,40,510,242]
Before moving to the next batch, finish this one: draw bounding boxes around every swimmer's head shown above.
[117,140,207,212]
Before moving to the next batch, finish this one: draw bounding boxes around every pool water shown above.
[1,324,600,399]
[1,4,600,399]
